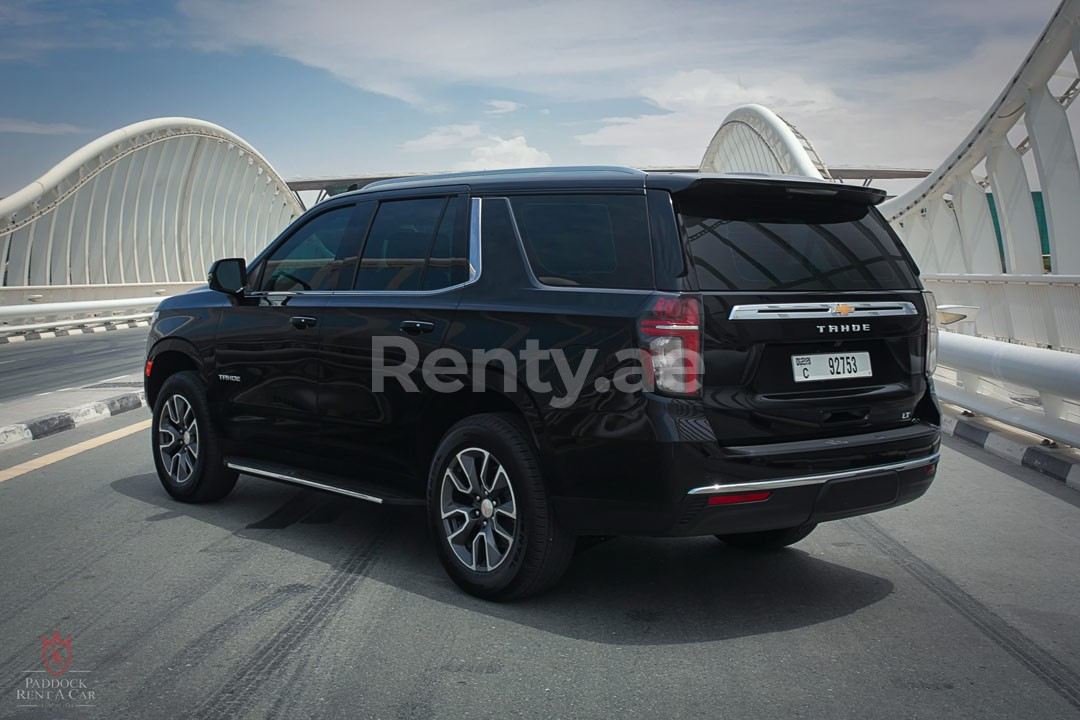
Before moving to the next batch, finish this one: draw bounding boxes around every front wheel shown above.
[715,523,817,550]
[151,371,237,503]
[427,413,574,601]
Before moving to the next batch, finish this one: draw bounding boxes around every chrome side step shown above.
[226,459,425,506]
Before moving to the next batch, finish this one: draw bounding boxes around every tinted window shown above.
[422,198,468,290]
[260,206,355,292]
[355,197,446,291]
[678,192,918,291]
[509,195,653,289]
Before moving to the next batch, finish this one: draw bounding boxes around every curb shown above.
[0,392,147,449]
[0,319,150,344]
[942,410,1080,493]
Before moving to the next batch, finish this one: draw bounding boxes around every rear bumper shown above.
[549,417,940,536]
[669,452,937,536]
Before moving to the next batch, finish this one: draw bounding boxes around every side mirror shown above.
[208,258,247,297]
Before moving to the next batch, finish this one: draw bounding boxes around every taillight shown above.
[639,294,702,395]
[922,290,938,375]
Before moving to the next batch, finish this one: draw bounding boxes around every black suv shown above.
[145,167,940,600]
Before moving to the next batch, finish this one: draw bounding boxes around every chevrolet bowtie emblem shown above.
[831,303,855,316]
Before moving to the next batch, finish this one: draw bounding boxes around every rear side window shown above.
[422,198,469,290]
[355,197,447,291]
[677,188,918,291]
[509,194,653,289]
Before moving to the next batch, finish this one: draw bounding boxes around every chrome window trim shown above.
[245,197,483,299]
[728,301,918,321]
[687,452,939,495]
[227,462,384,504]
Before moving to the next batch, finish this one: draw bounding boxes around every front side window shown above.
[354,197,447,291]
[508,194,653,289]
[260,205,355,292]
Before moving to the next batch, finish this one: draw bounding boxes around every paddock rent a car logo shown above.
[13,631,97,710]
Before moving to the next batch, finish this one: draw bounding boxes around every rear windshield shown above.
[677,189,918,291]
[509,194,653,289]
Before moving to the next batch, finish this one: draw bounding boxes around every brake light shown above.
[707,491,772,505]
[922,290,938,375]
[639,294,702,395]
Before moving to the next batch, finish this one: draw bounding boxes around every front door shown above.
[214,201,365,464]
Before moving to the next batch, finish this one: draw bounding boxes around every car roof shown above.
[328,166,884,204]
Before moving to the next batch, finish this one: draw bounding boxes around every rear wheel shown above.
[427,413,574,601]
[151,371,237,503]
[715,523,817,550]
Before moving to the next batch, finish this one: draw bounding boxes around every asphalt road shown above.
[1,415,1080,719]
[0,330,148,403]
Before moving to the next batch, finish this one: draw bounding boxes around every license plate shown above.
[791,352,872,382]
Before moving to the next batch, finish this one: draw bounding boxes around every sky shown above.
[0,0,1065,198]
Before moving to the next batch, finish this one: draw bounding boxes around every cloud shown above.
[0,118,89,135]
[575,27,1048,172]
[485,99,524,115]
[402,122,551,170]
[400,124,484,152]
[179,0,1058,104]
[175,0,1062,179]
[454,136,551,170]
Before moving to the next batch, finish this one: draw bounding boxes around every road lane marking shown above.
[0,418,151,484]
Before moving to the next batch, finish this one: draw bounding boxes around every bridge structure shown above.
[2,0,1080,446]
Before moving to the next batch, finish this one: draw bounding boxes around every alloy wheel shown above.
[157,394,200,485]
[439,447,518,572]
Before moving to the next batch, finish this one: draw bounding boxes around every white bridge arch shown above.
[699,103,830,180]
[0,118,302,294]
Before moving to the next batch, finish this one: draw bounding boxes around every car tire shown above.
[427,413,575,601]
[715,523,817,550]
[151,371,238,503]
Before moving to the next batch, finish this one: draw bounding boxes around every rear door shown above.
[316,192,471,485]
[672,179,930,444]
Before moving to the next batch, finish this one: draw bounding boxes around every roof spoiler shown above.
[646,173,887,206]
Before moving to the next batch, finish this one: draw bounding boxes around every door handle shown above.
[290,316,318,330]
[400,320,435,335]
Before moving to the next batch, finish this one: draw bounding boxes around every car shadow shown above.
[112,473,894,646]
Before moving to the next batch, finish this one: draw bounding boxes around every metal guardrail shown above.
[935,331,1080,448]
[0,283,201,307]
[924,274,1080,353]
[0,297,164,335]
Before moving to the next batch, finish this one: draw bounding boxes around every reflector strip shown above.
[707,491,772,505]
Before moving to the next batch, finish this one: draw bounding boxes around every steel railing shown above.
[935,330,1080,447]
[924,274,1080,353]
[0,297,166,335]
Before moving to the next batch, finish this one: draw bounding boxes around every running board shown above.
[225,458,425,507]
